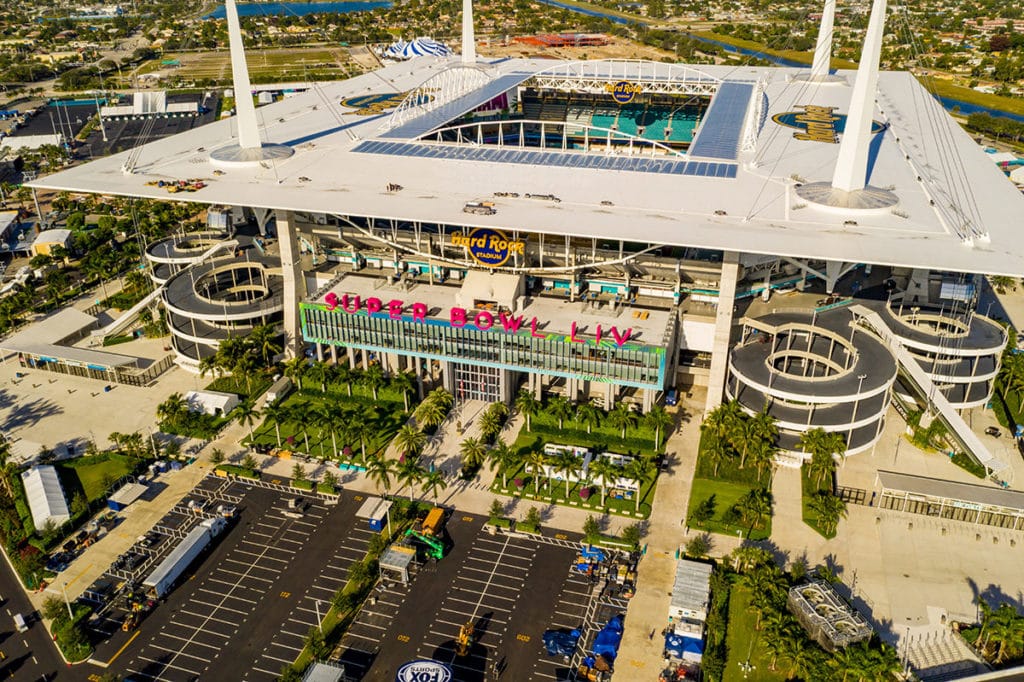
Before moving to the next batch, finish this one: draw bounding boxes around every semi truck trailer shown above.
[143,516,227,599]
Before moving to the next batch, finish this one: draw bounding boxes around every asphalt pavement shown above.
[0,556,65,681]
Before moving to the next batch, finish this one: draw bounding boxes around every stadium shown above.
[30,0,1024,469]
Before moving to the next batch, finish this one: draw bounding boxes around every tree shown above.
[588,458,619,507]
[0,438,13,496]
[690,494,717,527]
[322,470,339,490]
[156,392,188,426]
[307,360,331,393]
[552,451,582,498]
[702,399,744,443]
[644,404,673,450]
[809,492,848,536]
[414,398,447,430]
[242,453,259,471]
[393,424,427,458]
[43,595,68,622]
[624,457,655,512]
[685,534,710,558]
[990,274,1017,293]
[488,441,521,489]
[391,371,415,411]
[363,363,386,400]
[582,515,601,545]
[607,403,638,438]
[210,448,225,465]
[799,428,846,486]
[459,437,488,472]
[478,409,504,442]
[575,401,602,434]
[249,324,282,366]
[395,459,425,500]
[489,498,505,521]
[235,403,261,442]
[620,522,642,550]
[704,431,730,476]
[525,450,548,494]
[737,487,773,533]
[524,506,542,531]
[364,455,394,495]
[282,356,307,385]
[547,395,574,429]
[262,401,289,448]
[419,469,447,503]
[515,389,541,432]
[291,462,307,482]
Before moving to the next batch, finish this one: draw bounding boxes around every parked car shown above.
[985,426,1001,437]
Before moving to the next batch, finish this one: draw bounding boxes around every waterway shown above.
[534,0,1024,121]
[203,1,390,19]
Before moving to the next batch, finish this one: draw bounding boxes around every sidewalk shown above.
[612,387,707,680]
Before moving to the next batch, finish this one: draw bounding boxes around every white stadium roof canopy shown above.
[29,56,1024,277]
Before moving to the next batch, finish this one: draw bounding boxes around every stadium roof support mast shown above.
[210,0,293,164]
[794,0,898,210]
[794,0,844,83]
[461,0,476,64]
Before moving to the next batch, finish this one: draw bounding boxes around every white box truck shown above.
[142,517,227,599]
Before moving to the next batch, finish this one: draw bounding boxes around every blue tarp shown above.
[580,545,605,561]
[543,629,580,657]
[664,633,704,659]
[592,615,625,661]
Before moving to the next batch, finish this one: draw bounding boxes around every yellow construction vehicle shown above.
[455,620,475,657]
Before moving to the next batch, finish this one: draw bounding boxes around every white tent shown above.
[22,465,71,531]
[184,389,239,416]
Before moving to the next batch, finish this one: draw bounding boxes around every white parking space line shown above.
[456,576,523,590]
[259,652,296,665]
[437,616,507,629]
[191,597,249,615]
[197,589,258,605]
[148,644,213,664]
[135,655,202,676]
[234,549,291,564]
[160,633,224,649]
[240,540,296,555]
[460,565,526,580]
[216,568,275,583]
[343,631,383,644]
[178,609,242,627]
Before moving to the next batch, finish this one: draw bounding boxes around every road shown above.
[0,556,66,681]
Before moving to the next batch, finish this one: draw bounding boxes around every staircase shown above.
[899,629,986,681]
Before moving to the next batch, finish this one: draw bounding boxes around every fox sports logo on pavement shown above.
[395,660,453,682]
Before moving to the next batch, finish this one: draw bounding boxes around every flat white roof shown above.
[29,57,1024,276]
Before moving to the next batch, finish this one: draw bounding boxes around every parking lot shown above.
[80,475,350,681]
[334,517,628,682]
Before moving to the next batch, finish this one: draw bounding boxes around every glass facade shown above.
[301,303,666,389]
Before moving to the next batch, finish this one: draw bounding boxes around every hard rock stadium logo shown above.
[606,81,642,105]
[772,105,885,143]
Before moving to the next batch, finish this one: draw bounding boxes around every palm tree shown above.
[282,356,307,387]
[607,403,639,439]
[644,404,673,450]
[800,427,845,487]
[552,451,582,498]
[362,363,387,401]
[488,441,521,489]
[364,455,394,495]
[478,409,503,442]
[547,395,574,429]
[703,434,730,476]
[249,324,282,366]
[459,437,488,471]
[575,402,602,434]
[588,457,619,507]
[749,439,778,482]
[395,459,425,500]
[515,389,541,432]
[414,398,447,430]
[997,353,1024,403]
[419,469,448,504]
[427,387,454,411]
[262,400,289,448]
[390,371,415,411]
[393,424,427,458]
[197,354,220,379]
[0,438,13,497]
[157,392,188,426]
[701,399,744,443]
[323,402,346,459]
[524,450,548,494]
[307,360,331,393]
[235,403,261,442]
[809,491,848,536]
[738,487,773,533]
[625,457,655,512]
[333,363,354,397]
[990,274,1017,293]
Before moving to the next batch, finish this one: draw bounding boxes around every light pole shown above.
[850,373,868,445]
[62,581,73,619]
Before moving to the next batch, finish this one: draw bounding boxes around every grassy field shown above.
[57,453,137,502]
[134,47,363,84]
[523,409,664,457]
[687,478,771,540]
[925,77,1024,117]
[723,585,787,682]
[692,30,857,69]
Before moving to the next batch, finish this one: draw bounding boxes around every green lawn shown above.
[490,463,657,519]
[524,409,664,457]
[801,468,834,539]
[686,478,771,540]
[205,375,273,403]
[723,585,787,682]
[56,454,137,502]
